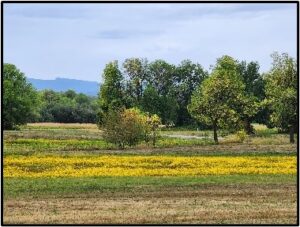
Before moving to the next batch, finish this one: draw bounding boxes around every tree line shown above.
[3,52,297,143]
[98,53,297,143]
[3,65,98,127]
[98,58,266,126]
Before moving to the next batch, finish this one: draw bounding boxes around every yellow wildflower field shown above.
[4,155,296,178]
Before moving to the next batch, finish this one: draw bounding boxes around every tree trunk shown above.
[152,130,156,147]
[213,122,218,144]
[244,119,254,135]
[289,125,295,144]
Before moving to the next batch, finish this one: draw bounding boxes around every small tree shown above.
[102,108,145,148]
[144,114,161,147]
[265,52,297,143]
[188,56,247,144]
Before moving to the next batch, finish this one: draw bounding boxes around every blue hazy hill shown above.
[27,77,99,97]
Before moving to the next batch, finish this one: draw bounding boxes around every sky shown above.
[3,3,297,82]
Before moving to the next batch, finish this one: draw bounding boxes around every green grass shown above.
[3,138,115,156]
[4,174,296,198]
[155,137,214,147]
[5,139,296,157]
[4,129,102,140]
[3,136,215,156]
[4,123,296,157]
[252,123,278,137]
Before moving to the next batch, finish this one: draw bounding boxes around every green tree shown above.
[159,95,178,125]
[265,52,297,143]
[237,61,264,98]
[3,64,40,129]
[98,61,125,125]
[141,85,161,115]
[144,114,161,147]
[123,58,149,106]
[148,60,175,96]
[174,60,208,125]
[64,89,77,99]
[38,90,98,123]
[75,93,90,105]
[188,56,247,143]
[141,85,178,125]
[237,61,268,130]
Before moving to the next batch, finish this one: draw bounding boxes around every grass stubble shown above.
[4,183,296,224]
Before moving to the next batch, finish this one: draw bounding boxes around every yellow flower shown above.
[4,155,296,178]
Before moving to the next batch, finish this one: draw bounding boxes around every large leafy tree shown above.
[141,85,178,125]
[188,56,250,143]
[138,60,178,124]
[265,52,297,143]
[238,61,264,99]
[98,61,125,125]
[174,60,208,125]
[159,95,178,125]
[148,60,175,96]
[141,85,161,116]
[123,58,149,106]
[237,61,263,133]
[3,64,40,129]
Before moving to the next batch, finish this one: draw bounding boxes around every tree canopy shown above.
[98,61,125,124]
[188,56,256,143]
[38,89,98,123]
[265,52,297,143]
[3,64,40,129]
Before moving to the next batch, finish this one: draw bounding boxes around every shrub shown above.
[102,109,141,148]
[144,114,161,147]
[235,130,248,143]
[102,108,161,148]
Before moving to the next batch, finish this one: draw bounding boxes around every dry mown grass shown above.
[71,143,295,156]
[26,123,98,129]
[4,184,297,224]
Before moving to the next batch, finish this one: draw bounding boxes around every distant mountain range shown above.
[27,77,99,97]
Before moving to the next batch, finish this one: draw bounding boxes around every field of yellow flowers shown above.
[4,155,296,178]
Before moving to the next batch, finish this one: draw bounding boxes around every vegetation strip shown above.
[4,175,296,198]
[4,155,296,178]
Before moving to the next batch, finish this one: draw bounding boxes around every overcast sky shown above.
[3,3,297,82]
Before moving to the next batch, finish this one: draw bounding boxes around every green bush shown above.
[102,108,161,149]
[235,130,248,143]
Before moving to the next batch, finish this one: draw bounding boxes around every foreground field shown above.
[3,123,297,224]
[4,183,296,224]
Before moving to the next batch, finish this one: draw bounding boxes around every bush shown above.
[102,108,161,148]
[235,130,248,143]
[144,114,161,147]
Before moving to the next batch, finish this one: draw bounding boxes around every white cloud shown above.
[4,3,297,81]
